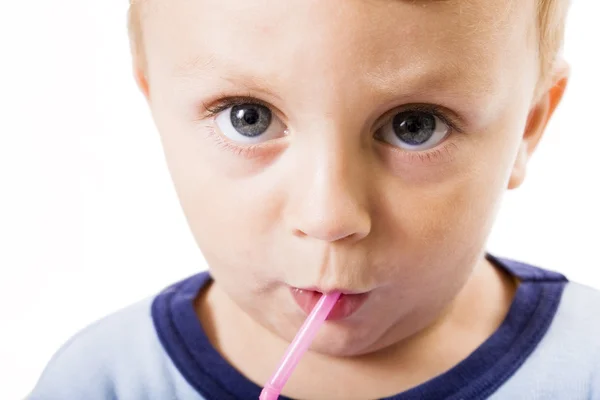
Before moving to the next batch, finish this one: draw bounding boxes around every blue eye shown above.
[378,110,450,151]
[215,103,287,144]
[230,104,271,137]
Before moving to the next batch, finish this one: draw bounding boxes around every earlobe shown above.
[508,63,570,190]
[134,67,150,100]
[508,146,528,189]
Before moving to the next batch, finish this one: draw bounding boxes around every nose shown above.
[289,142,372,243]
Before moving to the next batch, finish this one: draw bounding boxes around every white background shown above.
[0,1,598,399]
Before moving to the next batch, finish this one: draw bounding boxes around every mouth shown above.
[290,287,369,320]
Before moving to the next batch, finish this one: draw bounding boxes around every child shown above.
[29,0,600,399]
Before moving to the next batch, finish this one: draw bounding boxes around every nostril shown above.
[293,226,367,243]
[293,228,308,238]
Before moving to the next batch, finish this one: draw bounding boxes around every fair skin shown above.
[134,0,568,398]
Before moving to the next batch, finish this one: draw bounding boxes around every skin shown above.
[134,0,568,398]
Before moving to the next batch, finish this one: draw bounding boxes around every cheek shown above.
[422,146,515,244]
[151,99,312,305]
[167,153,284,280]
[375,126,521,279]
[377,174,495,276]
[152,104,286,274]
[179,173,283,270]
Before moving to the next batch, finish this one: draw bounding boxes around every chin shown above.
[304,321,388,357]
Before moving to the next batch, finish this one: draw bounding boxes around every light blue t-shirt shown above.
[28,255,600,399]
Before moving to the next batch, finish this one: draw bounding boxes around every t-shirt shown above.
[28,255,600,399]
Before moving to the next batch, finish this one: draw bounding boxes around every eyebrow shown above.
[172,54,217,78]
[403,0,453,3]
[173,55,285,100]
[171,54,483,115]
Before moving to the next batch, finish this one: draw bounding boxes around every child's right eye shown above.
[214,103,287,144]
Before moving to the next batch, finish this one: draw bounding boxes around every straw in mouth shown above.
[259,291,341,400]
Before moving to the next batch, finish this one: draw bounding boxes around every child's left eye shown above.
[375,110,450,151]
[214,103,287,144]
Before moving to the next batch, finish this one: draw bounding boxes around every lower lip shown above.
[290,288,368,320]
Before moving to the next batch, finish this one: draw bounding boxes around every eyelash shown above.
[201,96,463,162]
[203,96,272,117]
[380,104,463,134]
[388,141,459,165]
[205,128,265,159]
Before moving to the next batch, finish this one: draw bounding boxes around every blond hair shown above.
[537,0,571,90]
[127,0,570,94]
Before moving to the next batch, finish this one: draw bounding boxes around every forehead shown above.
[142,0,537,106]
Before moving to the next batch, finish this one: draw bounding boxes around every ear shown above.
[508,62,570,190]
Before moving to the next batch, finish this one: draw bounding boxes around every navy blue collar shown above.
[152,254,567,400]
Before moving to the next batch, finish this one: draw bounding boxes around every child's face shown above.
[141,0,545,355]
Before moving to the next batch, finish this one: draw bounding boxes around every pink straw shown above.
[259,291,341,400]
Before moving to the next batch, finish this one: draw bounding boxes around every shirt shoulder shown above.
[536,281,600,363]
[28,296,205,400]
[493,281,600,399]
[556,281,600,337]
